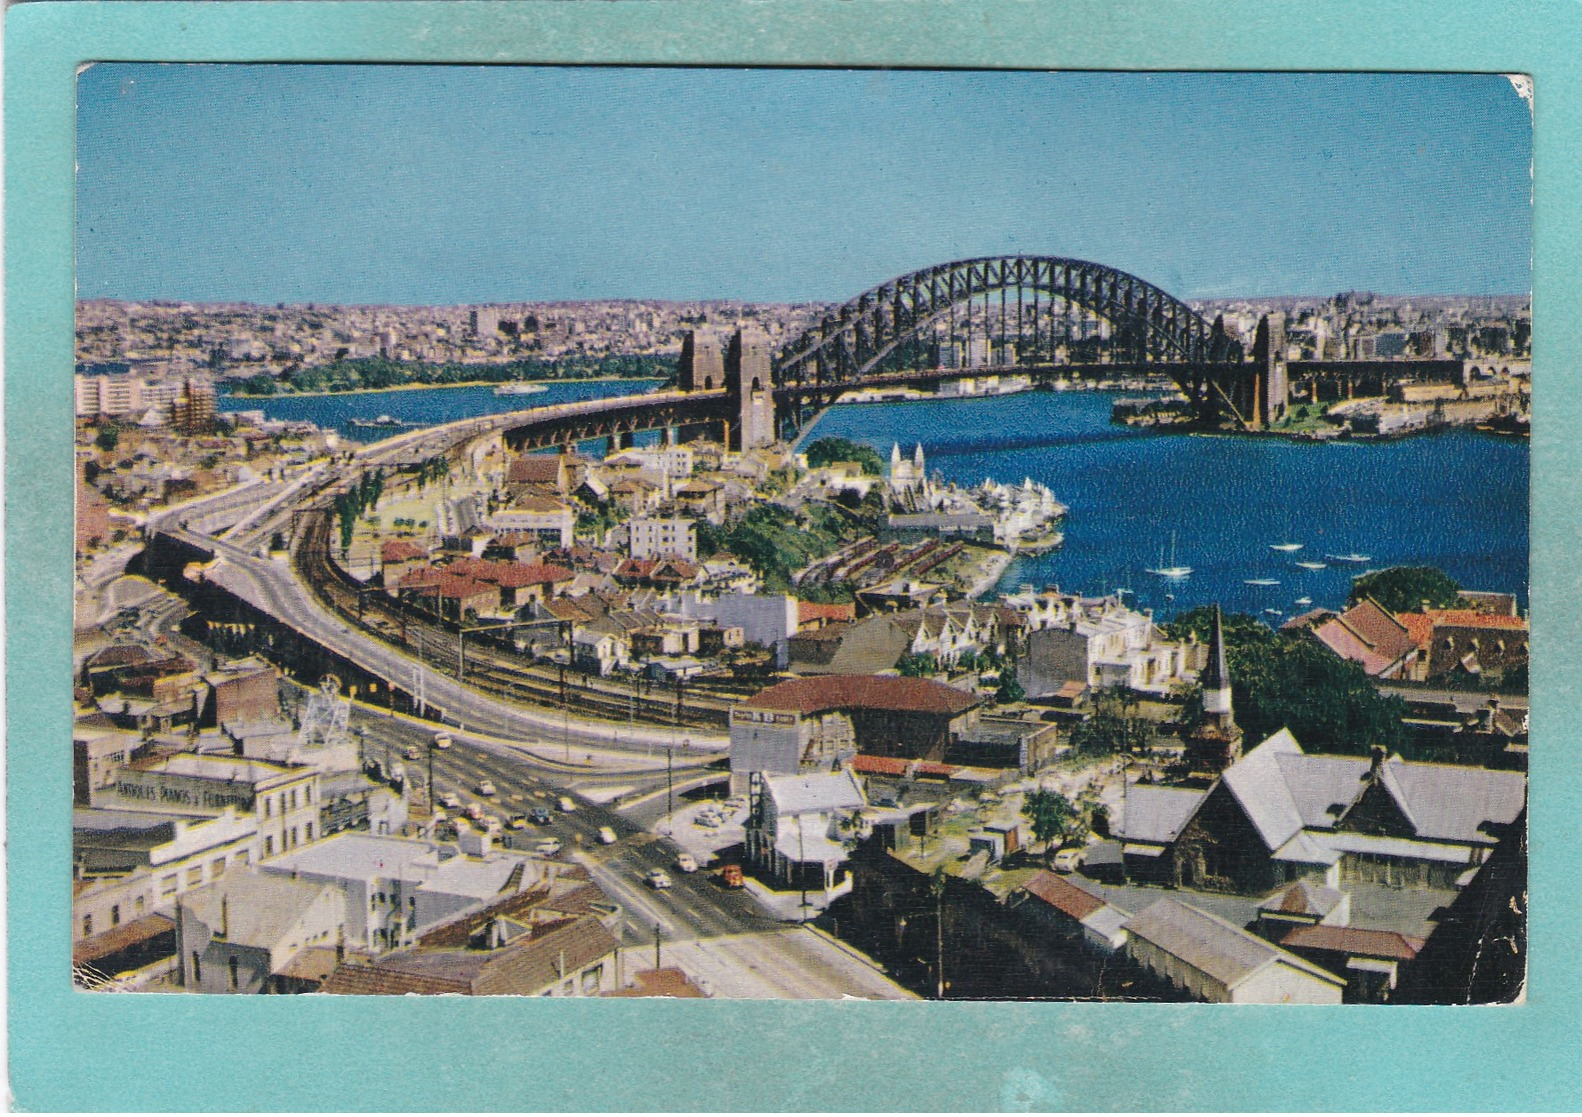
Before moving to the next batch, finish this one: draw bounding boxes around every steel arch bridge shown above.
[771,255,1257,426]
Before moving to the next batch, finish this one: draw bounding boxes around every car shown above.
[646,869,673,890]
[431,809,447,824]
[432,733,452,750]
[465,802,485,822]
[535,838,563,856]
[528,808,552,825]
[597,826,618,845]
[675,853,698,874]
[719,864,744,889]
[557,796,577,813]
[1052,847,1084,873]
[439,792,461,809]
[507,814,528,830]
[404,745,422,761]
[476,780,497,797]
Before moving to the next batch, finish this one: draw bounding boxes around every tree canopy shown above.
[803,436,886,476]
[1022,789,1081,856]
[1165,606,1406,755]
[1349,566,1464,614]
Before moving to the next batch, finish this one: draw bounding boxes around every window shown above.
[134,896,146,915]
[304,821,313,842]
[263,836,274,857]
[290,788,298,811]
[161,874,179,896]
[186,866,204,888]
[110,905,121,928]
[82,914,93,938]
[581,965,603,995]
[304,785,312,805]
[290,827,299,848]
[228,956,239,992]
[264,797,273,819]
[192,952,202,983]
[211,858,227,879]
[235,850,250,866]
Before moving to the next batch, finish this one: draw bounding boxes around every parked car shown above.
[528,808,552,825]
[404,745,422,761]
[465,802,485,822]
[719,864,744,889]
[557,796,577,813]
[439,792,461,810]
[597,826,618,845]
[476,780,497,797]
[646,869,673,890]
[675,853,698,874]
[507,814,528,830]
[535,838,563,856]
[1053,846,1084,873]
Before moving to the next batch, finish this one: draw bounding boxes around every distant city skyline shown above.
[77,67,1532,305]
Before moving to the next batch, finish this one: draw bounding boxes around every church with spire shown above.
[1183,605,1244,780]
[888,442,928,495]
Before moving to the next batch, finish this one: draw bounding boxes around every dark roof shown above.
[71,913,176,967]
[1280,924,1425,961]
[320,914,618,997]
[380,541,427,563]
[742,675,980,718]
[1019,871,1107,921]
[507,456,566,485]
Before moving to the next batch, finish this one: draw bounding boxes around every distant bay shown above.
[223,380,1528,622]
[219,379,664,443]
[799,389,1529,621]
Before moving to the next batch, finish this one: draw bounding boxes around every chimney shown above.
[219,894,229,939]
[335,925,345,963]
[1369,745,1386,776]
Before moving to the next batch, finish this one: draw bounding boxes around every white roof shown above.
[763,769,866,816]
[181,870,339,951]
[262,833,441,885]
[1121,785,1208,844]
[1124,897,1344,992]
[773,814,850,865]
[1220,729,1307,850]
[418,852,543,902]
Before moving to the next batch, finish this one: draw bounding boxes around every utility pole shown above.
[653,923,662,972]
[665,745,674,835]
[560,664,570,762]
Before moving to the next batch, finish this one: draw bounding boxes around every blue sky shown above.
[76,66,1531,304]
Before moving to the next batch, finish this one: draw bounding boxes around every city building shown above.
[729,675,982,795]
[1015,591,1196,698]
[1122,897,1345,1004]
[745,769,869,908]
[629,516,698,562]
[175,868,348,993]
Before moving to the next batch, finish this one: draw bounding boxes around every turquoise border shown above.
[8,3,1576,1111]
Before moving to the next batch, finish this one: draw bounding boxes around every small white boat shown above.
[1294,560,1328,571]
[1326,553,1372,564]
[493,382,548,396]
[1263,607,1284,617]
[1269,542,1304,553]
[1294,596,1313,607]
[1245,578,1280,587]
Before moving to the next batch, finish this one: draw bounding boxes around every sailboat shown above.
[1294,596,1313,607]
[1269,516,1303,552]
[1245,578,1280,587]
[1294,560,1328,571]
[1146,532,1192,579]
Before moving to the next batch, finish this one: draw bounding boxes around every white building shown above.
[745,769,868,910]
[175,869,347,994]
[1012,589,1195,697]
[629,516,698,562]
[676,591,799,667]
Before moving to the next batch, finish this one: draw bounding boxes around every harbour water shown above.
[800,389,1528,621]
[219,379,664,443]
[224,380,1528,623]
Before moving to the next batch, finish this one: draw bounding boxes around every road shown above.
[170,523,729,757]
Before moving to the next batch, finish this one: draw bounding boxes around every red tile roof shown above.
[743,675,980,717]
[798,601,857,626]
[380,540,427,563]
[1019,870,1107,921]
[1424,609,1529,631]
[603,968,709,998]
[71,913,176,967]
[507,456,566,485]
[849,754,959,778]
[1280,924,1425,961]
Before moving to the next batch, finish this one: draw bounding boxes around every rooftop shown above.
[1124,897,1345,992]
[741,675,979,718]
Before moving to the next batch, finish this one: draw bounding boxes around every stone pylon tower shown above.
[1185,606,1243,778]
[678,329,724,392]
[726,327,775,450]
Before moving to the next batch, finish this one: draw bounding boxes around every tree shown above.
[94,422,121,453]
[1349,566,1464,614]
[1022,789,1080,863]
[804,436,886,476]
[898,652,938,678]
[994,674,1026,705]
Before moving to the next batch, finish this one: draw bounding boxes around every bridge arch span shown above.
[773,255,1243,391]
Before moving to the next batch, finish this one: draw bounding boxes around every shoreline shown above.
[223,375,666,400]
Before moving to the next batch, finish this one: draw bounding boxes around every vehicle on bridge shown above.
[676,853,698,874]
[439,792,461,810]
[597,826,618,845]
[476,779,497,797]
[646,869,673,890]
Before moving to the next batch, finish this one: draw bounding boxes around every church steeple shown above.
[1186,605,1242,778]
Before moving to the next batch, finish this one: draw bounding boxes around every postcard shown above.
[11,3,1578,1110]
[66,63,1529,1008]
